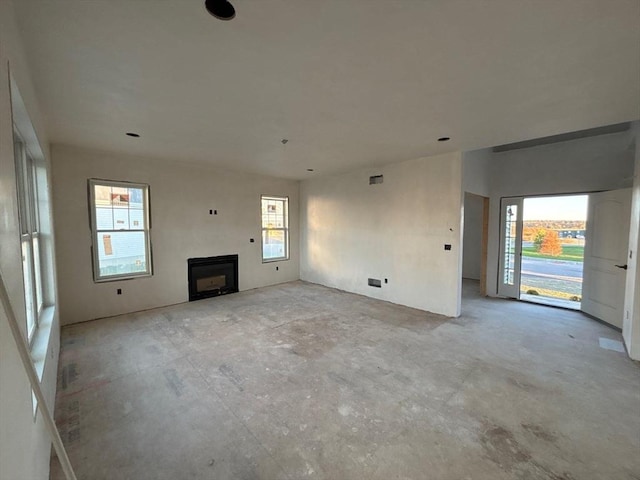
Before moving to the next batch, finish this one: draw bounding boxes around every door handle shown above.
[615,264,628,270]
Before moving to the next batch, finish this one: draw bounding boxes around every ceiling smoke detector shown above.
[205,0,236,20]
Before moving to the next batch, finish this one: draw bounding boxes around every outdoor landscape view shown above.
[520,195,588,308]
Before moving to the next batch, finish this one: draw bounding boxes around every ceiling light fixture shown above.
[437,137,450,142]
[205,0,236,20]
[126,132,140,138]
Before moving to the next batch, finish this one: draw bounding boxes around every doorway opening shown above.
[463,192,489,296]
[519,195,588,309]
[498,189,631,328]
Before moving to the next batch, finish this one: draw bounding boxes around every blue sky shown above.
[523,195,588,221]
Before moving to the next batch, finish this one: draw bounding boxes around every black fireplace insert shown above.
[187,254,238,301]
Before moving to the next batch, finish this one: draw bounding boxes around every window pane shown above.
[97,231,148,277]
[503,204,518,285]
[21,238,36,339]
[94,185,112,207]
[29,158,40,231]
[262,199,285,228]
[113,207,129,229]
[95,207,114,229]
[129,188,144,208]
[129,208,145,229]
[111,187,129,207]
[32,235,43,314]
[262,230,286,260]
[94,185,146,231]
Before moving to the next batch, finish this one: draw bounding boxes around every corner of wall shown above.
[623,121,640,359]
[0,2,60,478]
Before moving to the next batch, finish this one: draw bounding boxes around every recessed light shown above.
[307,169,314,172]
[438,137,450,142]
[205,0,236,21]
[126,132,140,138]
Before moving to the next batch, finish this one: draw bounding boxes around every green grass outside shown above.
[521,245,584,262]
[520,285,581,301]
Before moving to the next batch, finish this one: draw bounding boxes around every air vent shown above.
[368,278,382,288]
[369,175,383,185]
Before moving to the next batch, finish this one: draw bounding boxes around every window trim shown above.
[14,131,44,346]
[88,178,153,282]
[261,195,290,263]
[11,71,58,419]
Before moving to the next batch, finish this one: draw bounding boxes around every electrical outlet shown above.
[444,244,452,251]
[276,266,279,271]
[117,288,122,295]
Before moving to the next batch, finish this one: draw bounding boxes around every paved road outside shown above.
[521,256,583,296]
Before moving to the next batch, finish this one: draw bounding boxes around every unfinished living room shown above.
[1,1,639,479]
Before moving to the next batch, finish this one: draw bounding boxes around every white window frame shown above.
[14,132,43,345]
[261,195,289,263]
[89,179,153,282]
[12,73,59,419]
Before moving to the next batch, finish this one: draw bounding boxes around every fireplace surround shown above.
[187,254,238,301]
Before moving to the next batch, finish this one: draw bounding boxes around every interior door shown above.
[582,189,632,328]
[498,197,523,298]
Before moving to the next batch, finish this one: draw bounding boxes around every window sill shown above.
[31,306,54,382]
[94,272,152,283]
[262,258,289,264]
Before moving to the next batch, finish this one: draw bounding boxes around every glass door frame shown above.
[498,197,524,298]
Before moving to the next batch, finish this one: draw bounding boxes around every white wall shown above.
[300,152,463,317]
[462,193,483,280]
[485,130,636,296]
[623,122,640,359]
[462,148,492,197]
[51,144,300,325]
[0,1,60,479]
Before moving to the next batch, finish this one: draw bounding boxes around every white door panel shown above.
[582,189,632,328]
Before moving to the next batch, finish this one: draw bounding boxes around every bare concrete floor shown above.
[51,280,640,480]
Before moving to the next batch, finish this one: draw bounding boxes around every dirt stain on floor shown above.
[283,319,338,359]
[480,421,575,480]
[522,423,557,442]
[480,424,531,469]
[506,376,541,393]
[219,363,244,391]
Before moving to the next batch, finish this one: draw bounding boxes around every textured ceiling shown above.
[14,0,640,179]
